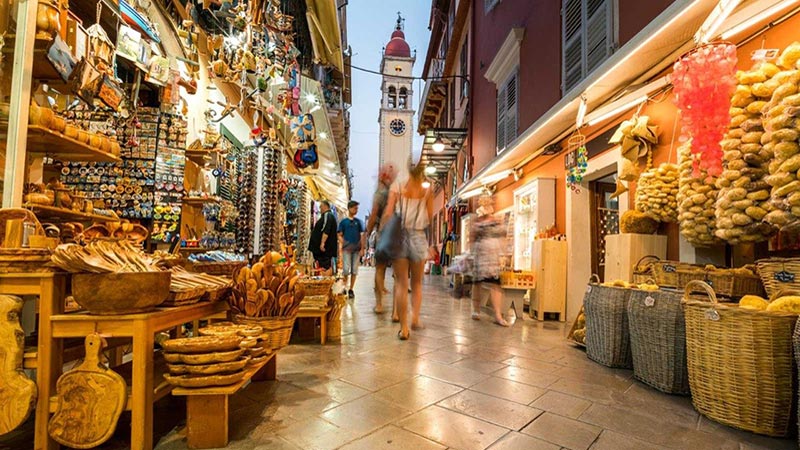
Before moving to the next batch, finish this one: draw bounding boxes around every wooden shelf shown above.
[25,204,120,223]
[183,197,219,206]
[26,126,121,163]
[186,150,213,164]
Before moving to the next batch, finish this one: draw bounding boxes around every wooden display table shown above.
[296,307,332,345]
[0,272,67,450]
[172,353,277,449]
[47,301,229,450]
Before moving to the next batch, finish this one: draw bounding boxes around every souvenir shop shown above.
[0,0,349,448]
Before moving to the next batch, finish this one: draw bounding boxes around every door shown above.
[590,176,619,281]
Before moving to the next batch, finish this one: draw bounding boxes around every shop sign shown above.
[564,149,578,170]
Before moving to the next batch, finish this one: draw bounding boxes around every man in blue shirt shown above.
[338,201,365,299]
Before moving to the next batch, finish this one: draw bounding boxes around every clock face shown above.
[389,119,406,136]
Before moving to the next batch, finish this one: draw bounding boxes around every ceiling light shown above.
[586,95,648,127]
[696,0,742,44]
[720,0,800,40]
[305,93,318,104]
[319,132,328,139]
[424,165,436,175]
[576,96,588,128]
[422,181,431,189]
[432,136,445,153]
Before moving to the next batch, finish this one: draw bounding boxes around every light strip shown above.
[586,95,648,127]
[576,96,588,128]
[696,0,742,43]
[479,169,514,185]
[720,0,800,39]
[460,187,486,200]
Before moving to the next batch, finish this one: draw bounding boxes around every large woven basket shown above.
[703,269,764,299]
[191,261,247,277]
[231,314,296,352]
[652,261,699,288]
[627,288,688,395]
[757,258,800,298]
[297,277,334,297]
[583,275,633,369]
[682,281,798,437]
[632,255,660,284]
[326,320,341,341]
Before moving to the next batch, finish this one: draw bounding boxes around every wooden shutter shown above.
[496,82,507,153]
[504,73,518,146]
[586,0,612,74]
[562,0,583,93]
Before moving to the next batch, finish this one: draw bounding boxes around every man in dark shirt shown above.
[308,201,337,275]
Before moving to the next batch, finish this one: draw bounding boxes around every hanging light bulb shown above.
[424,165,436,175]
[422,181,431,189]
[432,136,445,153]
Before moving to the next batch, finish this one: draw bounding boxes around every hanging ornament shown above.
[672,43,738,177]
[609,115,660,181]
[565,134,588,193]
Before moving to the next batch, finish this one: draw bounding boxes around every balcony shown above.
[417,80,448,134]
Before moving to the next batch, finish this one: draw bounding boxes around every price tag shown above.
[586,285,593,294]
[644,296,655,307]
[775,271,795,283]
[704,309,720,321]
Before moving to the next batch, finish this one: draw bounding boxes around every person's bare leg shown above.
[410,260,424,329]
[471,281,482,320]
[489,285,509,326]
[393,259,410,338]
[374,262,386,313]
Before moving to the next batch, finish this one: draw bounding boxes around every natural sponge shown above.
[620,210,659,234]
[738,295,768,310]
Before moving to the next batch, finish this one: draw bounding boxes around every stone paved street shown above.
[152,268,794,450]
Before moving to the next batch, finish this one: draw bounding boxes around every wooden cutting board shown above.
[48,334,127,449]
[0,295,37,436]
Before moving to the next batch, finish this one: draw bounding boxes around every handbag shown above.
[375,213,402,262]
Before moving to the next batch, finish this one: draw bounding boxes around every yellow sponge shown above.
[637,283,659,291]
[738,295,768,311]
[766,296,800,313]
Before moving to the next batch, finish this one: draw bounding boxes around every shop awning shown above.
[453,0,720,201]
[420,128,466,181]
[305,0,345,74]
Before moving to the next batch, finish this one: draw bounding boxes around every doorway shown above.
[590,174,620,281]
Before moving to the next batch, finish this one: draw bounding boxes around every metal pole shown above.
[3,0,36,207]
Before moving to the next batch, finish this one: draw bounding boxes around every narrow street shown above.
[152,269,794,450]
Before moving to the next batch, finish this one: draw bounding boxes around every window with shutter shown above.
[562,0,614,94]
[496,81,507,154]
[496,71,517,154]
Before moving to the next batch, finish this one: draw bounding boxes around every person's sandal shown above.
[373,307,384,314]
[494,318,510,327]
[471,311,480,320]
[397,330,410,340]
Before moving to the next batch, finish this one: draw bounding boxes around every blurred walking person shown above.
[338,201,365,299]
[470,195,510,326]
[381,164,434,340]
[308,201,337,275]
[366,164,397,314]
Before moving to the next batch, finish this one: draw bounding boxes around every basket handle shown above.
[684,280,717,304]
[635,254,660,267]
[589,274,600,284]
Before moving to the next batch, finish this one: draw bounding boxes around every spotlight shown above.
[432,136,445,153]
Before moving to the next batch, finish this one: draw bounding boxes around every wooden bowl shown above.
[161,335,242,354]
[71,272,171,315]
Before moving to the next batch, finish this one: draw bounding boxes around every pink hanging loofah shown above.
[672,43,738,177]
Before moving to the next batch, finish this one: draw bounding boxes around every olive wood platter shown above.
[160,336,242,354]
[163,371,246,388]
[163,348,245,365]
[167,356,250,375]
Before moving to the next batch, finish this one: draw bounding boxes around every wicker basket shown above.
[163,288,206,307]
[627,288,689,394]
[299,295,329,309]
[682,281,798,437]
[231,314,296,352]
[632,255,660,284]
[704,269,764,299]
[190,261,247,277]
[297,277,334,297]
[583,275,634,368]
[757,258,800,298]
[326,320,341,340]
[652,261,699,288]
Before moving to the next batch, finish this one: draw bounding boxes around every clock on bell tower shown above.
[378,13,415,180]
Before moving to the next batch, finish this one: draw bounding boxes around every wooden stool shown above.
[295,307,332,345]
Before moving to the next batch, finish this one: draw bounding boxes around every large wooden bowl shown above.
[71,272,171,315]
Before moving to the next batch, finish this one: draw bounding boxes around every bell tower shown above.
[378,13,416,179]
